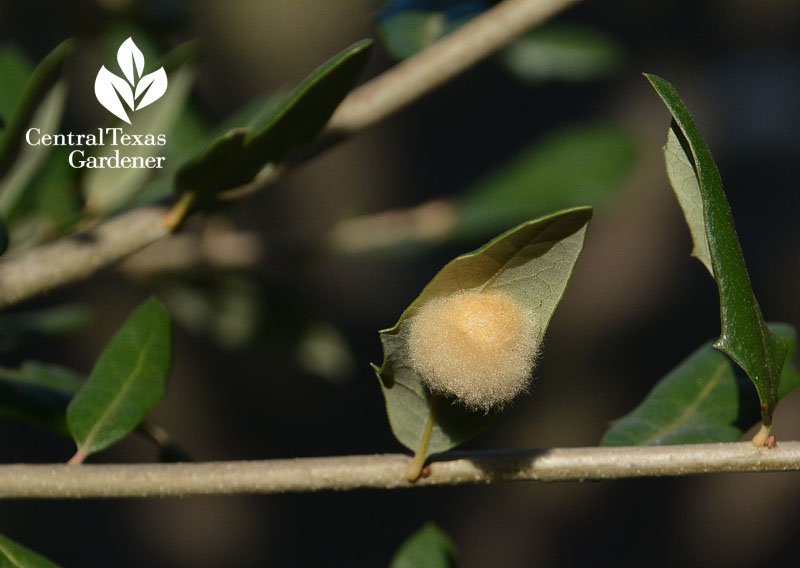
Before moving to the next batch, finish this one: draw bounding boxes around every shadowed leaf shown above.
[602,324,800,446]
[175,39,372,202]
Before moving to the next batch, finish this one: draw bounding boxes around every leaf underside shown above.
[375,207,592,456]
[66,298,172,458]
[602,323,800,446]
[647,73,786,426]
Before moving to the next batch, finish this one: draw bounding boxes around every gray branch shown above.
[2,442,799,499]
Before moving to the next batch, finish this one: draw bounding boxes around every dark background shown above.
[1,1,800,566]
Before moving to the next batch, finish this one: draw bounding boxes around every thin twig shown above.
[2,442,799,499]
[0,0,579,309]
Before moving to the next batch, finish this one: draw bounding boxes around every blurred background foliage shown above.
[0,0,799,566]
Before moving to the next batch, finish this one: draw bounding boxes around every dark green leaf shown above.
[389,523,457,568]
[0,40,72,180]
[602,323,799,446]
[647,73,786,426]
[0,362,82,436]
[175,39,372,201]
[457,123,634,240]
[0,533,62,568]
[501,24,625,83]
[374,207,591,455]
[67,298,172,460]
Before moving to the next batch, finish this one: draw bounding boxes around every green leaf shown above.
[0,40,72,181]
[389,523,457,568]
[66,298,172,461]
[457,123,634,240]
[374,207,591,455]
[174,39,372,202]
[602,323,800,446]
[501,24,625,83]
[647,73,786,427]
[0,533,62,568]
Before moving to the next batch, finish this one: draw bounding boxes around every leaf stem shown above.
[752,423,771,447]
[67,448,87,465]
[406,396,440,482]
[163,191,197,231]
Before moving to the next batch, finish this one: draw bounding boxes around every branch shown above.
[0,0,580,309]
[327,0,582,134]
[2,442,800,498]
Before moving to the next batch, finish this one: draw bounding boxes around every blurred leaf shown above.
[295,322,355,384]
[377,1,488,59]
[5,147,82,249]
[0,533,62,568]
[602,323,799,446]
[0,362,82,436]
[0,304,91,353]
[0,45,34,123]
[379,11,456,60]
[457,123,634,240]
[83,44,198,215]
[67,298,172,461]
[175,39,372,202]
[647,73,786,428]
[0,303,90,335]
[502,24,625,83]
[0,40,72,180]
[0,218,7,256]
[374,207,591,455]
[0,80,68,217]
[389,523,457,568]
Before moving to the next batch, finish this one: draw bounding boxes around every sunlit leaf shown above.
[389,523,457,568]
[66,298,172,461]
[602,324,799,446]
[175,39,372,202]
[647,73,786,428]
[374,207,591,456]
[0,533,62,568]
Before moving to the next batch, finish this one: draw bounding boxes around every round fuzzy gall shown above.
[407,291,538,410]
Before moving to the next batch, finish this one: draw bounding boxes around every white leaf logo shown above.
[94,37,168,124]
